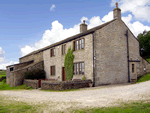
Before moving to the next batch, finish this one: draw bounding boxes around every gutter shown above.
[92,33,95,87]
[125,30,130,83]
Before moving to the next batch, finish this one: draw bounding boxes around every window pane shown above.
[62,45,63,54]
[82,39,84,49]
[82,63,84,74]
[76,63,78,74]
[64,45,66,54]
[53,48,55,56]
[73,64,75,74]
[132,64,134,73]
[79,40,81,50]
[74,41,76,51]
[82,69,84,74]
[79,63,82,74]
[76,41,78,50]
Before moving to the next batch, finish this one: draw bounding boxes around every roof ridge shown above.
[20,18,117,59]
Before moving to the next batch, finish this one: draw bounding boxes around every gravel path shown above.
[0,81,150,112]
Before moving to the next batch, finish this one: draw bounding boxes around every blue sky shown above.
[0,0,150,69]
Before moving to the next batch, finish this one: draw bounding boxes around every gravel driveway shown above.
[0,81,150,112]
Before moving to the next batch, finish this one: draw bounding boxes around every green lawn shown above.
[0,82,33,90]
[0,95,150,113]
[0,95,37,113]
[74,100,150,113]
[137,73,150,83]
[146,58,150,63]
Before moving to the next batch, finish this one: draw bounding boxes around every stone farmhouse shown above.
[6,3,150,87]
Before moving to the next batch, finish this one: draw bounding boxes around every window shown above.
[10,67,14,72]
[76,63,78,74]
[73,64,76,74]
[81,38,84,49]
[132,64,134,73]
[79,39,81,50]
[51,66,55,75]
[76,40,78,50]
[73,62,84,75]
[51,48,55,57]
[73,38,84,51]
[82,63,84,74]
[62,44,66,55]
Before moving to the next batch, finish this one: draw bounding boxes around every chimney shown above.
[113,2,121,19]
[80,20,87,33]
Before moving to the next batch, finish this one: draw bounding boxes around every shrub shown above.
[2,79,6,83]
[64,47,74,81]
[82,76,86,80]
[25,69,45,80]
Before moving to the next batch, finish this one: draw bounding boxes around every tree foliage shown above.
[64,47,74,81]
[137,30,150,57]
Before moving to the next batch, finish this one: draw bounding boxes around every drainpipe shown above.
[92,33,95,87]
[125,30,130,83]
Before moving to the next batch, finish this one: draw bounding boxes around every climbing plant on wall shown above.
[64,46,74,81]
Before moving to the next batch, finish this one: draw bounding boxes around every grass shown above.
[0,70,6,77]
[1,94,150,113]
[0,82,33,90]
[137,73,150,83]
[73,100,150,113]
[146,58,150,63]
[0,95,37,113]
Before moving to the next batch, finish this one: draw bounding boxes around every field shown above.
[0,70,6,77]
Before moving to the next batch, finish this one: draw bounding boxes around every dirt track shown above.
[0,81,150,112]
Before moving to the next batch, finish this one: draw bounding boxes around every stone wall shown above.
[94,19,129,86]
[19,51,43,64]
[41,79,92,91]
[23,79,39,89]
[43,34,93,81]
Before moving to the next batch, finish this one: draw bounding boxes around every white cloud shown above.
[0,47,19,70]
[80,17,88,23]
[111,0,150,22]
[20,16,104,57]
[20,1,150,57]
[50,4,56,11]
[102,11,113,23]
[0,47,5,55]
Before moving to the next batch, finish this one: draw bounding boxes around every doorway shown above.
[62,67,65,81]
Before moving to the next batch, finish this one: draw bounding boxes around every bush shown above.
[25,69,45,80]
[2,79,6,83]
[82,76,86,80]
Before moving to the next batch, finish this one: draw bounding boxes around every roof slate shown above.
[20,18,117,59]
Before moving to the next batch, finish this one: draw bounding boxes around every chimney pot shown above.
[80,20,87,33]
[113,2,121,19]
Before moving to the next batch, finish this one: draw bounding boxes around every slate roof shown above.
[20,18,117,59]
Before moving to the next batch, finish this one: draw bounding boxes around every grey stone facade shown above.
[6,4,150,87]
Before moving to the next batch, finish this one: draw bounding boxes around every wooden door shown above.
[62,67,65,81]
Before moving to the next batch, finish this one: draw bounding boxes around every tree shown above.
[64,46,74,81]
[137,30,150,57]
